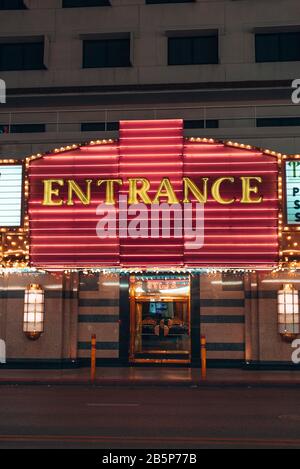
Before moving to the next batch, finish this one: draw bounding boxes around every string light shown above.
[1,133,300,273]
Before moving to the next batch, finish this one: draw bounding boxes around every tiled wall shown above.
[200,272,245,362]
[256,272,298,363]
[0,272,64,361]
[1,270,299,366]
[77,273,120,360]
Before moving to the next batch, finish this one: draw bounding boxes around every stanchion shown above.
[201,335,207,380]
[91,334,96,384]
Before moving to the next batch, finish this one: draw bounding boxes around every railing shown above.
[0,103,299,134]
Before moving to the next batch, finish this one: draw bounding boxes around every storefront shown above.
[0,119,299,368]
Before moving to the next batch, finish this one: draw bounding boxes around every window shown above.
[168,34,218,65]
[0,0,26,9]
[0,42,45,71]
[63,0,110,7]
[256,32,300,62]
[257,117,300,127]
[23,284,45,341]
[146,0,194,4]
[83,38,131,68]
[81,122,119,131]
[184,119,219,129]
[278,284,299,340]
[0,124,45,133]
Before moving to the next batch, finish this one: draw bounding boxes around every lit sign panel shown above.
[285,160,300,224]
[28,120,279,269]
[0,165,23,227]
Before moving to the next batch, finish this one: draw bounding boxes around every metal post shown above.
[91,334,96,384]
[201,335,207,380]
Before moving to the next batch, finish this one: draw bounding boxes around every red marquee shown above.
[28,119,278,269]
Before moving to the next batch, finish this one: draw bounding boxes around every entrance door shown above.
[129,276,191,363]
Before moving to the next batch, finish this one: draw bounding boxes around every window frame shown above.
[62,0,110,8]
[0,0,27,10]
[0,41,45,71]
[82,37,131,69]
[168,33,219,66]
[255,31,300,63]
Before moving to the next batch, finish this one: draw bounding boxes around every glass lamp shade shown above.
[23,284,45,340]
[278,284,299,340]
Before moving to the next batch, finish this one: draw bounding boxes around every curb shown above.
[1,378,300,387]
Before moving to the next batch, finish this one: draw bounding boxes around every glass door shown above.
[129,275,191,363]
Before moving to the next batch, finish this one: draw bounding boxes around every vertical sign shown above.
[0,165,23,227]
[286,160,300,224]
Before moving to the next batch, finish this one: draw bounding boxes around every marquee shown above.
[27,119,279,269]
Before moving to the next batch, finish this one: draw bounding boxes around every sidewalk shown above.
[1,367,300,387]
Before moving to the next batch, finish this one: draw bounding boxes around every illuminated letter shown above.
[42,179,64,206]
[152,178,179,204]
[128,178,152,205]
[240,177,263,204]
[183,177,208,203]
[67,179,92,206]
[97,179,123,205]
[211,177,235,205]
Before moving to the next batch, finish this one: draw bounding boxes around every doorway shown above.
[129,275,191,363]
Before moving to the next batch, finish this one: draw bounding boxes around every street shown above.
[0,386,300,449]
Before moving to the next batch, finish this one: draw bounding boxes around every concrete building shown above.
[0,1,300,370]
[0,0,299,159]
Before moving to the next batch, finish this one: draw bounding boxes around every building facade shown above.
[0,118,300,368]
[0,0,300,159]
[0,1,300,369]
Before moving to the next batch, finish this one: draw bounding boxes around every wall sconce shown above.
[23,284,45,340]
[278,284,299,342]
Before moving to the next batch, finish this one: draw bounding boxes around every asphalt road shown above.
[0,385,300,449]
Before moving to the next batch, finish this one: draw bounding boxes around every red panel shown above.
[29,143,120,268]
[183,142,278,266]
[28,120,279,269]
[119,119,184,267]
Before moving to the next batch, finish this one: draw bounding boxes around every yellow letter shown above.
[183,177,208,203]
[128,178,152,204]
[152,178,179,204]
[97,179,123,205]
[240,177,263,204]
[211,177,235,205]
[67,179,92,206]
[42,179,64,206]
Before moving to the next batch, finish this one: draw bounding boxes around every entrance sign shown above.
[285,160,300,224]
[28,120,279,269]
[0,165,23,227]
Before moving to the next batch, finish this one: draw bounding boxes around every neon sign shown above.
[28,119,279,269]
[41,176,263,206]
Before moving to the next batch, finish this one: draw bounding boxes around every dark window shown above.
[83,38,131,68]
[0,124,45,133]
[81,122,119,131]
[0,42,45,71]
[257,117,300,127]
[63,0,110,7]
[256,32,300,62]
[168,35,218,65]
[184,119,219,129]
[0,0,26,9]
[146,0,193,3]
